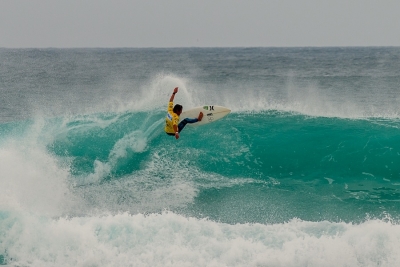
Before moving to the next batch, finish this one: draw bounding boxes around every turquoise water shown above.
[1,48,400,266]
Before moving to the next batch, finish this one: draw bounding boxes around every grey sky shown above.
[1,0,399,48]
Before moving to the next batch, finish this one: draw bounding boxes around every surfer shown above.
[165,87,203,139]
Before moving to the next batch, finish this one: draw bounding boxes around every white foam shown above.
[0,140,73,216]
[0,118,82,217]
[1,212,400,267]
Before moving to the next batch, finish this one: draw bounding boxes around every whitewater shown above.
[1,47,400,266]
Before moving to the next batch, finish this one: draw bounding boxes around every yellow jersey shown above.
[165,102,179,134]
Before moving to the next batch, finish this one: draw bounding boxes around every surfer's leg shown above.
[178,118,198,132]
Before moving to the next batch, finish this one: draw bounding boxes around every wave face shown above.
[1,47,400,266]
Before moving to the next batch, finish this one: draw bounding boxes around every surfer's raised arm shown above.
[169,87,178,102]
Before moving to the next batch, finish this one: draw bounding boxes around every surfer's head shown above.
[173,104,183,115]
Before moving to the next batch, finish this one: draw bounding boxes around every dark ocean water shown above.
[1,47,400,266]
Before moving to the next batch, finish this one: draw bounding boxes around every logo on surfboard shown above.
[203,106,214,111]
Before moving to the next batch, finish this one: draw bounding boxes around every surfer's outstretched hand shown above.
[173,87,178,94]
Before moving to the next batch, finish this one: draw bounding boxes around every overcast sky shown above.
[1,0,399,48]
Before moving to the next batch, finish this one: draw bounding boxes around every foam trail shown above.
[77,116,165,185]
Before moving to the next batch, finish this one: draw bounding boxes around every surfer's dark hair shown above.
[173,104,183,113]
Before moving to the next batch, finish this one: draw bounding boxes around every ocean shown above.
[1,47,400,266]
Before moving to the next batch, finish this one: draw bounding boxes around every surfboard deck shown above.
[180,105,231,126]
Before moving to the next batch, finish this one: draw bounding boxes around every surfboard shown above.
[180,105,231,126]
